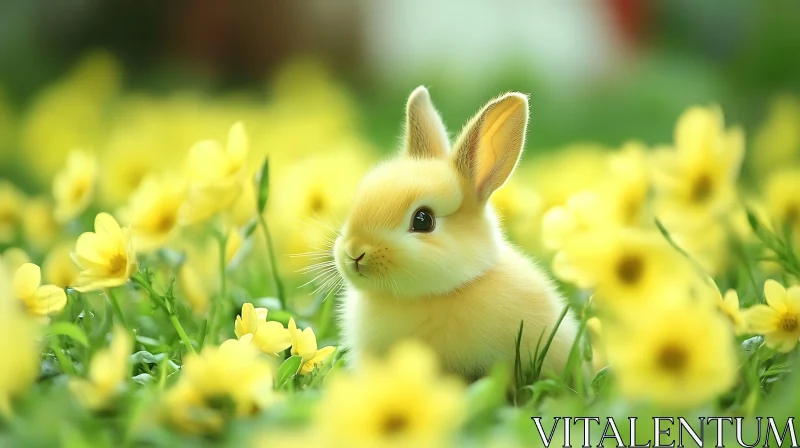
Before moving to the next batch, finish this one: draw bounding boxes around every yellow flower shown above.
[288,318,335,375]
[69,326,132,410]
[177,262,210,315]
[751,95,800,176]
[53,149,97,223]
[163,342,277,435]
[179,122,249,225]
[653,105,744,222]
[542,191,606,251]
[604,298,737,408]
[714,286,748,335]
[72,212,137,292]
[20,51,120,184]
[524,143,612,213]
[234,302,269,338]
[268,145,373,275]
[43,242,81,288]
[0,247,30,277]
[490,177,544,253]
[764,166,800,239]
[125,174,185,252]
[21,196,60,251]
[13,263,67,318]
[233,303,291,357]
[603,141,652,228]
[557,228,693,310]
[0,180,23,244]
[225,227,244,266]
[316,341,465,448]
[0,269,40,417]
[745,280,800,352]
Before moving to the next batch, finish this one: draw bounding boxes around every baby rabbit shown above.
[334,86,578,380]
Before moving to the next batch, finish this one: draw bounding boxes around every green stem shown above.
[106,288,127,328]
[204,232,228,347]
[50,337,75,375]
[258,213,286,309]
[169,314,196,355]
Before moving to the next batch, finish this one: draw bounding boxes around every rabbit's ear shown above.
[403,86,449,159]
[453,92,528,202]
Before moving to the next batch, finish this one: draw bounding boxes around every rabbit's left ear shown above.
[403,86,449,159]
[453,92,528,202]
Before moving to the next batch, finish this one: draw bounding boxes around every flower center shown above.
[779,313,798,332]
[108,253,127,275]
[616,254,643,285]
[691,174,713,203]
[657,343,688,374]
[381,412,409,436]
[308,191,326,215]
[156,212,176,233]
[70,179,88,203]
[785,204,799,226]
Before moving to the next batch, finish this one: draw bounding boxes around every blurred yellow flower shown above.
[20,51,120,184]
[177,262,210,315]
[764,167,800,238]
[72,212,137,292]
[557,229,692,310]
[0,180,23,244]
[491,177,543,253]
[542,191,606,251]
[69,326,132,410]
[163,342,277,435]
[603,141,652,228]
[525,143,612,212]
[288,318,335,375]
[316,341,465,448]
[225,227,243,265]
[605,298,737,408]
[21,196,60,252]
[269,145,373,275]
[43,242,81,288]
[180,121,249,225]
[53,150,97,223]
[233,303,291,357]
[0,247,31,277]
[653,106,744,222]
[745,280,800,352]
[125,174,185,252]
[714,286,748,335]
[752,95,800,176]
[0,269,40,417]
[13,263,67,318]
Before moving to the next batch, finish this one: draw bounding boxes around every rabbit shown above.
[333,86,579,380]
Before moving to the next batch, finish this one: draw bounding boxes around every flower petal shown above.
[764,331,799,353]
[95,213,122,240]
[744,305,780,334]
[30,285,67,316]
[764,279,789,310]
[13,263,41,299]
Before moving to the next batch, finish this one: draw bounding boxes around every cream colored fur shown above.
[334,86,578,379]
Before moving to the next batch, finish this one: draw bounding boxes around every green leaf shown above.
[132,373,155,385]
[590,366,611,394]
[277,355,303,388]
[46,322,89,347]
[745,208,761,233]
[255,157,270,214]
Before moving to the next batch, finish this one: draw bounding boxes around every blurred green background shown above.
[1,0,798,161]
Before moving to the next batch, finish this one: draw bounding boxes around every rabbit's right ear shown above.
[403,86,449,160]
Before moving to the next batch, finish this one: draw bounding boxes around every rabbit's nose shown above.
[349,253,365,263]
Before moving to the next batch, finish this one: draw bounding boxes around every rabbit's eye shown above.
[411,207,435,232]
